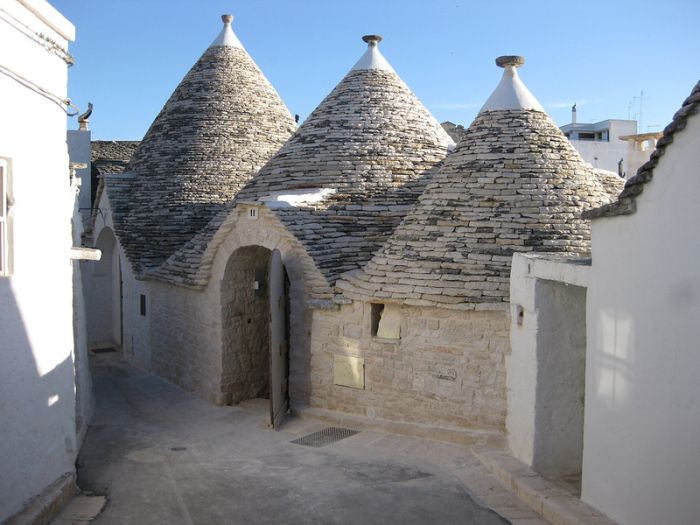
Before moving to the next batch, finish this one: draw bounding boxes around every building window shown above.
[370,303,384,336]
[370,302,401,340]
[140,294,146,316]
[0,159,11,276]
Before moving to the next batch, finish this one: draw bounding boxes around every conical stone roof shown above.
[343,56,613,306]
[235,35,454,285]
[110,15,296,274]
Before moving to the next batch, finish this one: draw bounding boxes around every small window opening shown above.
[248,208,257,219]
[370,303,384,337]
[371,303,402,339]
[140,294,146,316]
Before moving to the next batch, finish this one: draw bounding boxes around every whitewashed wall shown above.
[89,188,151,368]
[507,254,589,478]
[583,112,700,524]
[0,0,77,520]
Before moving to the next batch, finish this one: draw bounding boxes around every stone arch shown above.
[88,226,122,349]
[209,207,326,408]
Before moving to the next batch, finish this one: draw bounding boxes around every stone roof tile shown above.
[344,57,614,306]
[108,16,296,275]
[232,36,453,285]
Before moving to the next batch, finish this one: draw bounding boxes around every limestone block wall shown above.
[119,261,150,368]
[309,302,509,431]
[138,205,325,405]
[149,281,222,403]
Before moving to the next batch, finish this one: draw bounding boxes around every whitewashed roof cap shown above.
[351,34,395,72]
[210,14,243,48]
[480,55,544,113]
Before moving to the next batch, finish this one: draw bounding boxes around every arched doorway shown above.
[221,246,290,427]
[88,227,122,350]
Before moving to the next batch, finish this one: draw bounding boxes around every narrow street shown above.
[70,353,544,524]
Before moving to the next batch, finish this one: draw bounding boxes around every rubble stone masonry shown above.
[309,301,509,432]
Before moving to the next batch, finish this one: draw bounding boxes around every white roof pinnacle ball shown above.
[210,13,243,48]
[480,54,544,113]
[351,34,395,72]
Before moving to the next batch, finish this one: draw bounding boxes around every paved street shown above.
[68,353,546,525]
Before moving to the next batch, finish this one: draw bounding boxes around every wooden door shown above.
[268,249,289,429]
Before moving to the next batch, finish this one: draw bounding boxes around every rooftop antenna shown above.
[638,89,650,133]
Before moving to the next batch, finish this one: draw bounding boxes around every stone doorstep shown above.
[5,473,77,525]
[293,406,505,448]
[50,495,107,524]
[471,445,619,525]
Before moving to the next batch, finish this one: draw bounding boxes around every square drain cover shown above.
[91,347,116,354]
[291,427,359,448]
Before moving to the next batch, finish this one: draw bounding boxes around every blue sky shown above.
[52,0,699,140]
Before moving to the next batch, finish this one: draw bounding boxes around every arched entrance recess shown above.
[221,246,290,427]
[90,227,122,349]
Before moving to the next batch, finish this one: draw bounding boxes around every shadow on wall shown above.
[0,279,76,522]
[592,308,635,412]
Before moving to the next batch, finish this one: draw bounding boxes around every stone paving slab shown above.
[51,495,106,524]
[58,354,527,525]
[471,446,618,525]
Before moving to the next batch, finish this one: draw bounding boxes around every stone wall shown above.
[206,205,328,407]
[309,301,509,432]
[114,205,326,406]
[149,281,222,403]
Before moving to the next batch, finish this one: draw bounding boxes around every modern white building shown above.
[560,108,637,176]
[619,130,663,178]
[0,1,93,522]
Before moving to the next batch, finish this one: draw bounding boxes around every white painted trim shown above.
[480,66,544,113]
[16,0,75,41]
[70,247,101,261]
[0,159,7,276]
[209,19,243,48]
[351,44,395,72]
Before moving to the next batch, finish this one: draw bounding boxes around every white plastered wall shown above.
[507,254,589,477]
[0,1,77,520]
[88,187,150,368]
[582,112,700,524]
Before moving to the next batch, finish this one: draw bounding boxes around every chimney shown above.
[572,103,577,125]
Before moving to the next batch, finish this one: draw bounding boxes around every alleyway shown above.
[70,353,546,525]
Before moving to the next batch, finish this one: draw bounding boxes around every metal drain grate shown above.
[291,427,360,448]
[91,347,116,354]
